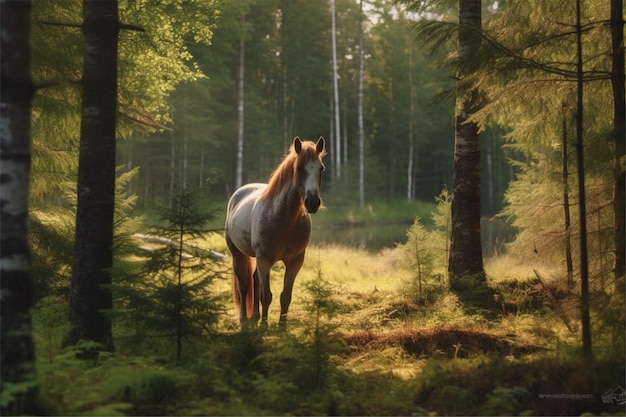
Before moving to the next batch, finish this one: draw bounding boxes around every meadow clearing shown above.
[30,223,625,416]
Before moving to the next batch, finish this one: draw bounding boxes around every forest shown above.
[1,0,624,415]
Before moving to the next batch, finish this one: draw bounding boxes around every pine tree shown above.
[115,188,225,361]
[66,0,119,352]
[448,0,490,308]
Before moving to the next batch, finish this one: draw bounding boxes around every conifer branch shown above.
[38,20,82,28]
[38,20,144,32]
[119,23,144,32]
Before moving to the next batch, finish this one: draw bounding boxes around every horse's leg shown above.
[280,252,305,325]
[226,236,254,325]
[255,256,273,325]
[252,268,260,323]
[233,256,251,323]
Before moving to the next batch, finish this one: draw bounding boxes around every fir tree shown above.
[114,188,225,362]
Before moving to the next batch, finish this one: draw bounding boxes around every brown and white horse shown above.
[225,136,326,326]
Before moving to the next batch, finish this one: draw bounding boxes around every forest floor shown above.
[32,236,625,416]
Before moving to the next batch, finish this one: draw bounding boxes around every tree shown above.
[235,11,246,189]
[404,217,437,301]
[561,104,574,288]
[610,0,625,285]
[331,0,342,179]
[407,33,416,202]
[448,0,488,304]
[574,0,591,363]
[357,0,365,207]
[0,0,38,412]
[65,0,120,351]
[444,0,616,358]
[115,189,224,361]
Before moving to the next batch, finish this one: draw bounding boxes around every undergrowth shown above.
[30,238,625,415]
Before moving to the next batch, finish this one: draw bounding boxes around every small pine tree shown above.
[114,188,225,361]
[404,216,437,302]
[431,186,452,276]
[302,271,341,391]
[403,188,452,304]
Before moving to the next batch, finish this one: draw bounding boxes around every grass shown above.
[314,199,437,227]
[31,234,625,416]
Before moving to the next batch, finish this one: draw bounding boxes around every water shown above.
[311,222,412,252]
[312,220,517,257]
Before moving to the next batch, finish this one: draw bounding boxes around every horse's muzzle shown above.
[304,195,321,213]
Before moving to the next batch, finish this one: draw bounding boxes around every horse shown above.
[225,136,326,326]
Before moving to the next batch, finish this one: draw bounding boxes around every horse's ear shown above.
[293,136,302,154]
[316,136,325,154]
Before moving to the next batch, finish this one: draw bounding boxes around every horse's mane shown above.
[261,141,320,200]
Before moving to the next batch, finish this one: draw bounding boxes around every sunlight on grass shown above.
[302,244,408,294]
[340,347,426,380]
[33,232,625,416]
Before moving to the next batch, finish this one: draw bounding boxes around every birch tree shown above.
[235,12,245,189]
[0,0,38,412]
[407,35,416,202]
[358,0,365,207]
[331,0,342,178]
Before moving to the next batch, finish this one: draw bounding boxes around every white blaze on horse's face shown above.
[301,159,323,213]
[294,137,325,214]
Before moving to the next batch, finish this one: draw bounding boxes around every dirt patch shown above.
[345,325,544,358]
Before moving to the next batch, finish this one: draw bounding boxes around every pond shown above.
[311,222,412,252]
[311,220,517,258]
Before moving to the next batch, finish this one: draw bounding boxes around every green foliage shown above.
[113,188,226,361]
[436,384,476,415]
[315,198,437,228]
[0,380,38,414]
[479,385,531,416]
[301,272,342,390]
[30,207,75,300]
[590,291,626,360]
[403,216,439,302]
[31,0,219,214]
[401,188,452,304]
[30,168,144,301]
[24,0,625,414]
[124,0,462,210]
[27,237,626,416]
[449,271,500,314]
[37,341,199,415]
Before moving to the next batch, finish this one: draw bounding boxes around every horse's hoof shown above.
[278,315,288,330]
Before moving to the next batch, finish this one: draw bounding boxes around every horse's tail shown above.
[233,256,256,319]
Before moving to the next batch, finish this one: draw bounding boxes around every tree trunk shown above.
[575,0,592,364]
[331,0,341,178]
[610,0,625,287]
[0,0,38,412]
[562,104,574,288]
[235,13,245,189]
[169,133,176,208]
[358,0,365,207]
[281,2,289,152]
[65,0,118,351]
[448,0,487,304]
[407,36,416,202]
[182,131,188,190]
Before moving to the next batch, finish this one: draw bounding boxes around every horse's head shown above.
[293,136,326,213]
